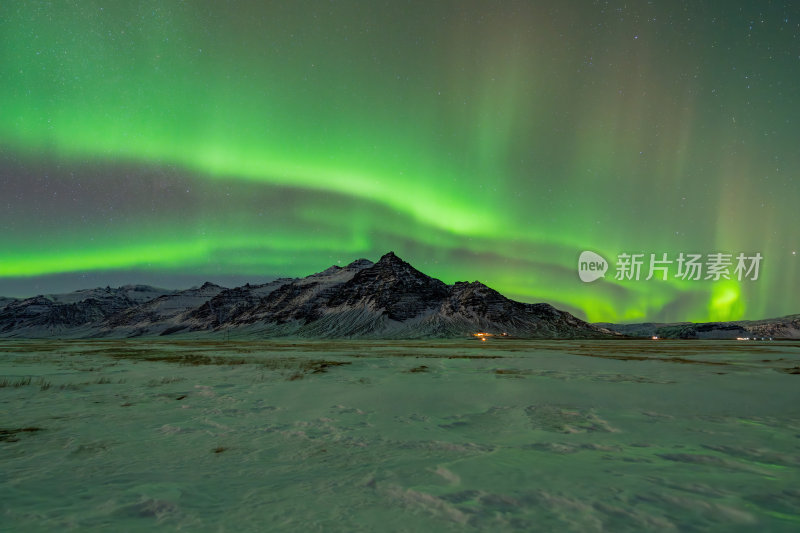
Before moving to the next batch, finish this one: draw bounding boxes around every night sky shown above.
[1,1,798,323]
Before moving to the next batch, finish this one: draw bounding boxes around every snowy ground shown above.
[1,339,799,531]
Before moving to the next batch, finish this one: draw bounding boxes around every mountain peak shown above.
[368,252,435,282]
[316,265,342,276]
[184,282,224,293]
[376,251,407,266]
[453,280,488,288]
[345,258,374,270]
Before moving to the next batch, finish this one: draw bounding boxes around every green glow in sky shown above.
[1,1,798,322]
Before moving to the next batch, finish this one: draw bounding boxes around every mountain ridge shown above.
[0,252,614,339]
[596,315,800,340]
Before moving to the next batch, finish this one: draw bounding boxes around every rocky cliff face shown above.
[326,252,450,321]
[0,252,617,339]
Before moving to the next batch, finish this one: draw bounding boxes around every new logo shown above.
[578,251,608,282]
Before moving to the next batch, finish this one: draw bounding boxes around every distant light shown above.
[736,337,750,341]
[651,336,659,340]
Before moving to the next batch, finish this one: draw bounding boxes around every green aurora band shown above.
[1,1,798,322]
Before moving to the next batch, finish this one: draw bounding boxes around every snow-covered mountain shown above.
[597,315,800,339]
[101,282,226,337]
[0,285,173,337]
[0,252,615,339]
[46,284,174,305]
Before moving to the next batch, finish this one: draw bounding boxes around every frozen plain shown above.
[1,339,799,532]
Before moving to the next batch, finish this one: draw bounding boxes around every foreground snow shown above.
[1,339,799,531]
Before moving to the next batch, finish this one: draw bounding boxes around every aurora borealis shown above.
[1,1,798,323]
